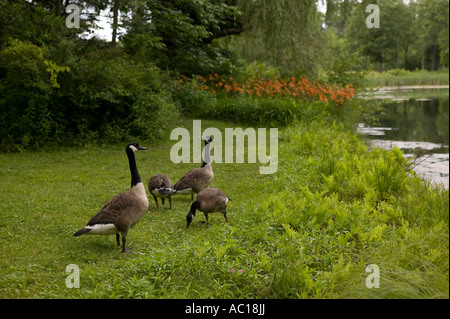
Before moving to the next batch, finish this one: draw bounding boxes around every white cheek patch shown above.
[129,145,138,152]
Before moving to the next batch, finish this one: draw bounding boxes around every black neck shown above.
[190,201,200,216]
[126,148,142,188]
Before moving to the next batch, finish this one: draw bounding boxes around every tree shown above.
[325,0,355,34]
[120,0,244,74]
[221,0,326,77]
[111,0,120,47]
[345,0,414,72]
[415,0,449,70]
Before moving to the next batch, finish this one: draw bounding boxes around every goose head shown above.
[186,211,195,229]
[126,142,147,153]
[204,136,214,146]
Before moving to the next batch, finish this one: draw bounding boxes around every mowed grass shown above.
[0,120,269,298]
[0,119,448,299]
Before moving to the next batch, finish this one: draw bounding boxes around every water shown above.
[358,88,449,189]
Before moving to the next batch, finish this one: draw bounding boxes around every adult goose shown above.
[148,174,174,209]
[173,136,214,200]
[186,188,231,228]
[73,142,149,253]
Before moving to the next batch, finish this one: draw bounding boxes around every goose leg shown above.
[204,213,210,228]
[222,210,228,223]
[152,195,159,208]
[121,230,129,253]
[116,233,121,247]
[169,195,172,209]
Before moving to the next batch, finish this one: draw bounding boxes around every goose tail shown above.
[73,227,92,237]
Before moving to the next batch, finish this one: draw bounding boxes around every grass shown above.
[0,117,448,299]
[366,69,449,87]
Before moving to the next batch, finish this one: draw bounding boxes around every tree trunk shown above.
[431,41,437,71]
[379,58,383,73]
[56,0,61,16]
[112,0,120,47]
[404,46,408,69]
[421,49,425,70]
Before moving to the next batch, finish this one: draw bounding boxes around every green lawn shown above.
[0,119,448,299]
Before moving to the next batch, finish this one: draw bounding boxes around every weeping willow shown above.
[222,0,326,77]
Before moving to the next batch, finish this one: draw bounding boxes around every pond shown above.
[358,87,449,189]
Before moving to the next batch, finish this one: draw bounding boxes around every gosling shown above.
[186,188,231,228]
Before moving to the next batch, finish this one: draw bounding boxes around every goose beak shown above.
[137,146,147,151]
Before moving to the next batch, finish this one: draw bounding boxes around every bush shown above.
[0,40,178,151]
[0,39,69,151]
[172,74,342,126]
[60,49,178,143]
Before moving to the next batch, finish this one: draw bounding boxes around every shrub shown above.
[0,39,69,151]
[172,75,340,126]
[0,41,178,151]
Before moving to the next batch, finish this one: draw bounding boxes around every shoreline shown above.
[376,85,449,91]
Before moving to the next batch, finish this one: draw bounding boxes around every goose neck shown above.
[203,142,211,164]
[126,149,142,188]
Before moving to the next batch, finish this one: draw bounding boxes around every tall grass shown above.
[366,69,449,87]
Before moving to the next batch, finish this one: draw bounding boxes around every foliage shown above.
[121,0,244,75]
[0,39,69,151]
[325,50,370,90]
[58,48,178,143]
[222,0,326,77]
[172,74,356,125]
[172,73,357,126]
[344,0,449,72]
[0,119,447,299]
[0,0,447,301]
[0,39,178,151]
[179,74,356,104]
[414,0,450,69]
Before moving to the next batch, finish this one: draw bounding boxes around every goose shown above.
[148,174,174,209]
[186,188,231,228]
[173,136,214,200]
[73,142,149,253]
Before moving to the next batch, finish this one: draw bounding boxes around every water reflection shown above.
[359,89,449,189]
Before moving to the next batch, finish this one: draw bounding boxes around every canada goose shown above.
[174,136,214,200]
[186,188,231,228]
[148,174,174,209]
[73,142,149,253]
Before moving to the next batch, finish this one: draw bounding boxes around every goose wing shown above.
[149,174,173,189]
[86,192,135,226]
[174,168,200,190]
